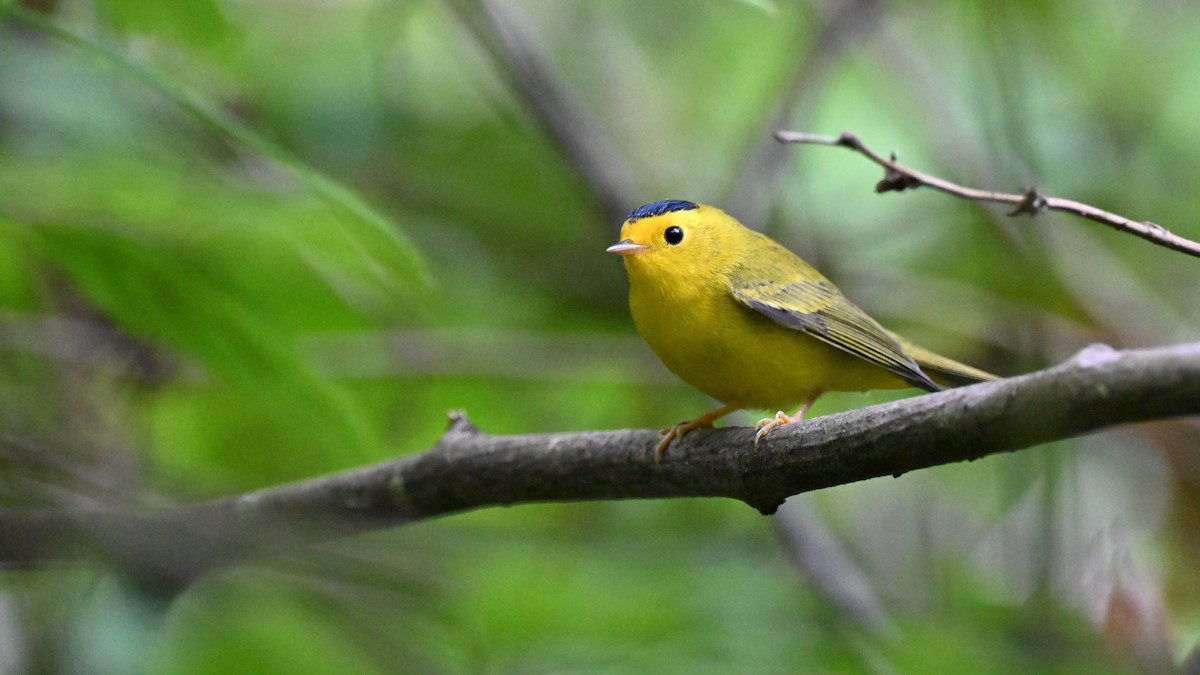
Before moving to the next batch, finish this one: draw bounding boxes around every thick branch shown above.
[2,343,1198,588]
[774,130,1200,258]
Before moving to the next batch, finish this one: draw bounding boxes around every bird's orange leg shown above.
[754,391,822,445]
[656,404,740,457]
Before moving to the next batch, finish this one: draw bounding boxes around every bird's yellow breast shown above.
[625,258,904,410]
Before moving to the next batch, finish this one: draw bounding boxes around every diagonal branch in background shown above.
[445,0,637,224]
[726,0,883,223]
[774,130,1200,258]
[1,342,1198,590]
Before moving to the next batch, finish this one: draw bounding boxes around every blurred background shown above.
[2,0,1199,672]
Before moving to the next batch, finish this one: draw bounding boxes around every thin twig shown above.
[774,130,1200,258]
[1,342,1198,589]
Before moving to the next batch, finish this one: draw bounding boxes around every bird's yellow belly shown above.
[630,285,905,410]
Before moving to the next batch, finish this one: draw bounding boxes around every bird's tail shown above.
[890,332,999,388]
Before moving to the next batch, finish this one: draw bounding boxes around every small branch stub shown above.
[444,409,480,436]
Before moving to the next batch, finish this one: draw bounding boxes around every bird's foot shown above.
[654,404,740,461]
[753,411,797,444]
[655,418,710,458]
[753,393,821,445]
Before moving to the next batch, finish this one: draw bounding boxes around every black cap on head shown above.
[625,200,698,222]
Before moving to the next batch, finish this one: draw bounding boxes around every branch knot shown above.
[1008,188,1048,217]
[876,153,922,193]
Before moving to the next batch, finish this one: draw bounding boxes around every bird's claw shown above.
[655,416,717,461]
[654,425,683,460]
[753,411,795,444]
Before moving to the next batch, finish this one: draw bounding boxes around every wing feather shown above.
[728,265,940,392]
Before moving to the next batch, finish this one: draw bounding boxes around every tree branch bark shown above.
[2,342,1198,589]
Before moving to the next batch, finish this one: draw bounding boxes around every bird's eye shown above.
[663,226,684,245]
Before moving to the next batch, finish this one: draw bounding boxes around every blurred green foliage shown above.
[2,0,1199,672]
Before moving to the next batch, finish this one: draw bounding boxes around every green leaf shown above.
[3,4,428,300]
[95,0,234,48]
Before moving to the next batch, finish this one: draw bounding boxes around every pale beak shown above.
[606,239,649,256]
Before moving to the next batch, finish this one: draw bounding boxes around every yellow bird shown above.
[607,200,996,454]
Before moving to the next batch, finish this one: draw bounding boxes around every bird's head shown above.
[607,200,741,281]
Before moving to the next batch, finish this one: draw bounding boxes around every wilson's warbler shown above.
[607,199,996,454]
